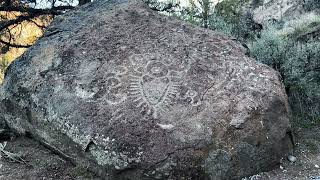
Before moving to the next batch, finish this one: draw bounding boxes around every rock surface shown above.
[250,0,320,25]
[252,0,305,24]
[0,0,292,179]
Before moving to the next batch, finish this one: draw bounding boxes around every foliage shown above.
[304,0,320,11]
[208,12,233,36]
[279,13,320,40]
[249,17,320,127]
[144,0,179,13]
[214,0,250,24]
[197,0,213,28]
[284,42,320,127]
[175,0,215,28]
[213,0,259,41]
[232,11,259,41]
[250,0,263,8]
[249,25,287,73]
[176,0,201,25]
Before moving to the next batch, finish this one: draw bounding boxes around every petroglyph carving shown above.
[179,87,202,106]
[108,109,125,126]
[127,53,191,118]
[102,53,201,118]
[128,62,179,118]
[185,90,201,106]
[105,66,128,105]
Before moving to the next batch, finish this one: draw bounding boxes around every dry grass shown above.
[0,141,27,164]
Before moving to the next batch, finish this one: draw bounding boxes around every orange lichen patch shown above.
[0,11,52,83]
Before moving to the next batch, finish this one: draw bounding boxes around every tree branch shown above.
[0,14,36,32]
[0,5,74,13]
[29,19,47,29]
[0,3,75,48]
[0,5,74,32]
[0,38,31,48]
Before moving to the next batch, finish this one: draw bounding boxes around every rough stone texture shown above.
[0,0,292,179]
[251,0,315,24]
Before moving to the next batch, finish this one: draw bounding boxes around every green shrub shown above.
[214,0,259,41]
[232,11,260,41]
[279,13,320,40]
[175,0,202,26]
[249,21,320,128]
[250,0,264,8]
[304,0,320,11]
[215,0,250,24]
[284,42,320,126]
[208,13,233,36]
[249,25,288,73]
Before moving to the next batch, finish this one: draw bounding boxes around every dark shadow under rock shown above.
[0,137,99,180]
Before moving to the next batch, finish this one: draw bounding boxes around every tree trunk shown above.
[79,0,91,6]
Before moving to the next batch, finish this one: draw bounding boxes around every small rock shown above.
[280,165,284,170]
[310,176,320,180]
[288,155,297,162]
[315,164,319,168]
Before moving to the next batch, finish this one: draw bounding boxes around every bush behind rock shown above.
[249,17,320,128]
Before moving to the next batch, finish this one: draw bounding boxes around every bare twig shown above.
[0,141,27,164]
[0,38,31,48]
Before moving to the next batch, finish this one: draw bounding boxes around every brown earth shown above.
[245,126,320,180]
[0,136,100,180]
[0,127,319,179]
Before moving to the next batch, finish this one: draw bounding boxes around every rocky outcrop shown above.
[0,0,292,179]
[252,0,303,24]
[251,0,320,24]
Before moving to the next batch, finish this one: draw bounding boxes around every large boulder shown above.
[0,0,292,179]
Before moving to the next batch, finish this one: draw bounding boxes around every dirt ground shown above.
[0,127,319,180]
[0,136,99,180]
[244,126,320,180]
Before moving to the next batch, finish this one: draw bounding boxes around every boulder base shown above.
[0,0,292,179]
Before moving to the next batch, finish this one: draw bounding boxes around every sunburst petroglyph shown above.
[127,53,189,119]
[104,53,201,119]
[128,61,180,118]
